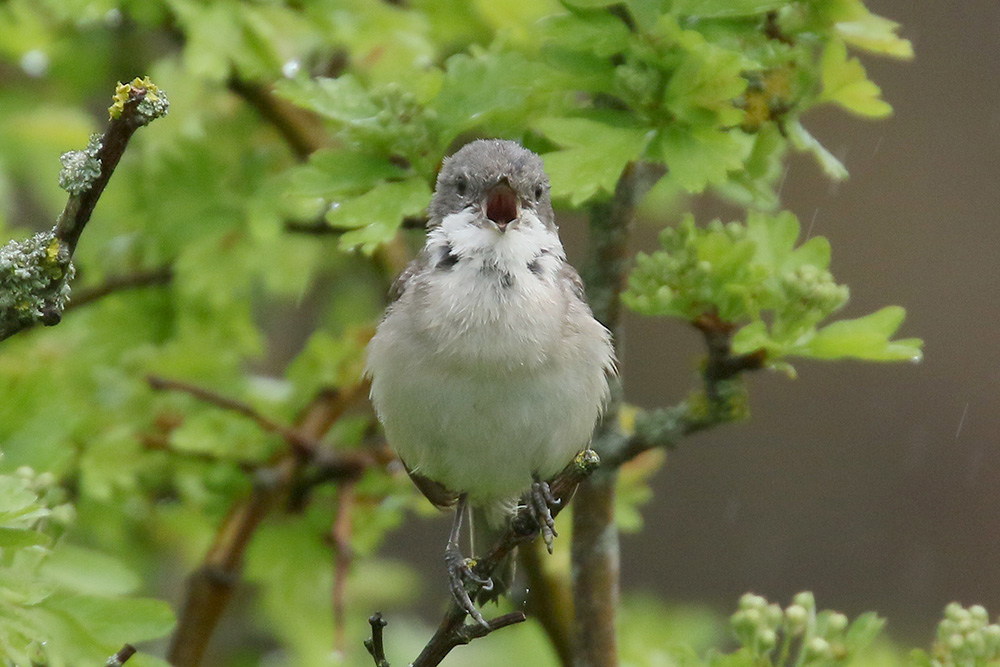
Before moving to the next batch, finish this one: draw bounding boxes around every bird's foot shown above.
[445,541,493,628]
[528,477,560,554]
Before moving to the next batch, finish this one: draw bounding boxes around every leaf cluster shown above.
[624,211,922,374]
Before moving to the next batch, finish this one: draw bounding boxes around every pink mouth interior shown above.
[486,185,518,226]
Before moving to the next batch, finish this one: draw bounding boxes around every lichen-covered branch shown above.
[0,77,168,342]
[368,450,600,667]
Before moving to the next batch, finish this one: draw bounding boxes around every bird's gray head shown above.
[428,139,554,233]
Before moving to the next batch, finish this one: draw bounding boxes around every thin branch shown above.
[228,76,326,161]
[0,78,168,342]
[66,265,173,310]
[167,456,299,667]
[165,386,370,667]
[146,375,321,456]
[364,613,390,667]
[105,644,136,667]
[387,450,600,667]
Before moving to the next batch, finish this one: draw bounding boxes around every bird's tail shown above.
[471,502,516,605]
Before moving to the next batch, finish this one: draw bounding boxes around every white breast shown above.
[366,211,613,504]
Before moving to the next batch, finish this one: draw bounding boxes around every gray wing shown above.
[387,248,432,304]
[558,261,590,306]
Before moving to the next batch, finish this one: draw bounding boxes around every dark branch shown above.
[364,613,391,667]
[105,644,137,667]
[165,385,376,667]
[146,375,322,457]
[66,265,173,310]
[228,76,326,161]
[0,78,168,342]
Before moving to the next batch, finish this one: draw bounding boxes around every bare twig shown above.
[0,78,168,341]
[105,644,137,666]
[364,613,391,667]
[389,449,599,667]
[146,374,324,456]
[66,265,173,310]
[166,386,370,667]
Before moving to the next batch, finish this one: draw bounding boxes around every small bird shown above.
[365,139,614,624]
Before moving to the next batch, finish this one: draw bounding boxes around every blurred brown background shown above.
[390,1,1000,641]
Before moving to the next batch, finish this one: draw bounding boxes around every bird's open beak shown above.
[485,179,518,233]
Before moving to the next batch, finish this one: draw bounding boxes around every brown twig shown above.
[330,482,357,653]
[105,644,137,666]
[165,385,372,667]
[66,265,173,310]
[146,374,321,457]
[228,76,327,161]
[385,449,600,667]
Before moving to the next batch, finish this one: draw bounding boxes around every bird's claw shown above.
[445,542,492,628]
[529,478,560,554]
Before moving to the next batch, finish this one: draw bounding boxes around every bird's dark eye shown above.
[455,176,467,197]
[534,184,544,201]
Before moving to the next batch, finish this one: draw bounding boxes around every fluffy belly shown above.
[369,348,603,504]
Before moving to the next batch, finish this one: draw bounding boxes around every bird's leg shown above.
[445,493,493,627]
[528,475,560,554]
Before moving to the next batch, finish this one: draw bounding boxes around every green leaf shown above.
[0,527,48,548]
[818,38,893,118]
[655,125,753,193]
[274,75,378,124]
[326,178,432,253]
[844,611,887,655]
[284,149,406,200]
[434,50,536,142]
[803,306,923,361]
[40,543,140,596]
[671,0,786,18]
[664,41,747,126]
[42,593,176,645]
[536,116,651,205]
[835,11,913,59]
[536,11,632,59]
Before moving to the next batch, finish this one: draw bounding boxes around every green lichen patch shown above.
[58,134,103,195]
[0,230,74,331]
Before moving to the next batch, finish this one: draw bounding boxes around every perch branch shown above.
[0,78,168,342]
[371,450,600,667]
